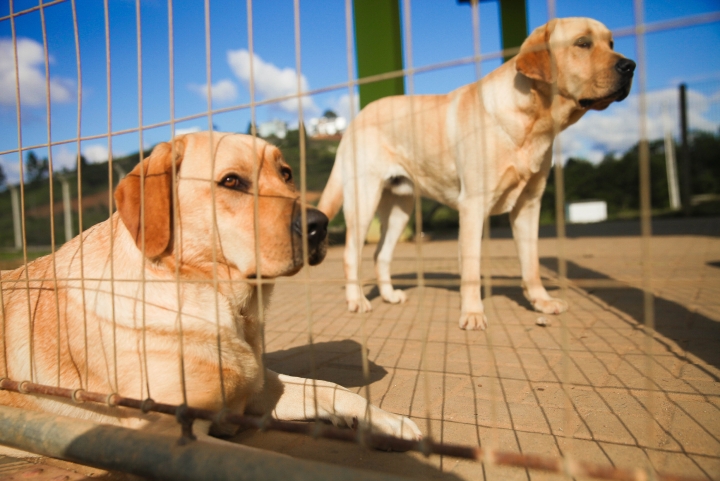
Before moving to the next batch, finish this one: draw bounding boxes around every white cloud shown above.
[188,79,238,104]
[174,126,202,135]
[331,92,360,122]
[83,144,110,163]
[53,146,78,171]
[0,154,22,185]
[227,49,317,114]
[558,87,719,163]
[0,37,74,108]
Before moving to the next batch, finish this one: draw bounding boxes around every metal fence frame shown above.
[1,1,718,480]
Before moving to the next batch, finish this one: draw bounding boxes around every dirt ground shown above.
[2,223,719,480]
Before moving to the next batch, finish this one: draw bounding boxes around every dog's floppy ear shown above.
[115,138,185,258]
[515,20,556,83]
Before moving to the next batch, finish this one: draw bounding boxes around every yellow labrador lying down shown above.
[0,132,421,452]
[318,18,635,330]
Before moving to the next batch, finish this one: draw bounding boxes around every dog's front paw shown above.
[459,312,488,330]
[347,296,373,313]
[382,289,407,305]
[531,297,568,315]
[366,411,422,442]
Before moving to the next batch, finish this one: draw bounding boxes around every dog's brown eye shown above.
[575,37,591,49]
[220,174,250,191]
[281,166,293,183]
[609,40,614,50]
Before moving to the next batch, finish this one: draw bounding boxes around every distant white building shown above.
[308,115,347,137]
[566,200,608,223]
[258,119,288,139]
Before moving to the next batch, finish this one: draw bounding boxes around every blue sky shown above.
[0,0,719,183]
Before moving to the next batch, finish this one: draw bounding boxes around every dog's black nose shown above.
[292,207,328,247]
[615,58,636,75]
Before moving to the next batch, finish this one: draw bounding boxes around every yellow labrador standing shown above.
[0,132,421,454]
[318,18,635,330]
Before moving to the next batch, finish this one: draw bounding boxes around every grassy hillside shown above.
[0,149,149,249]
[264,130,339,192]
[0,133,340,249]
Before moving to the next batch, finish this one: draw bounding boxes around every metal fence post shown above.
[9,185,22,250]
[498,0,528,62]
[662,101,681,210]
[353,0,405,109]
[679,83,691,216]
[59,176,73,243]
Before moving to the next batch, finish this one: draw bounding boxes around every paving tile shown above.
[690,455,720,481]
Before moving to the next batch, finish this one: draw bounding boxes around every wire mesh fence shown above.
[0,1,719,480]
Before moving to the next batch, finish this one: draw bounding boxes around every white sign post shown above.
[9,185,22,250]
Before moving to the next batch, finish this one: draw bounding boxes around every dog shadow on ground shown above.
[370,261,719,376]
[226,339,467,479]
[366,272,533,311]
[539,257,720,376]
[264,339,387,388]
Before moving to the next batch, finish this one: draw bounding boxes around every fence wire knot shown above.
[71,389,85,404]
[18,381,30,394]
[356,424,368,449]
[175,404,196,443]
[483,447,496,466]
[311,420,324,439]
[213,407,230,426]
[419,437,433,457]
[562,455,577,478]
[105,393,119,408]
[140,398,155,414]
[259,413,272,432]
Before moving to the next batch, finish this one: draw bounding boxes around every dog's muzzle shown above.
[579,58,636,110]
[292,206,328,266]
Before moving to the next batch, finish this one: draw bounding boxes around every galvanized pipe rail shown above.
[0,404,411,481]
[0,378,702,481]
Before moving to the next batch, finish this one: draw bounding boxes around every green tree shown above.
[26,151,48,183]
[688,129,720,195]
[541,131,720,222]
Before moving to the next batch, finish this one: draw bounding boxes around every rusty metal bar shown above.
[0,378,703,481]
[0,404,411,481]
[0,275,701,288]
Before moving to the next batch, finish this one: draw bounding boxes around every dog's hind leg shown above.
[374,190,414,305]
[343,177,384,313]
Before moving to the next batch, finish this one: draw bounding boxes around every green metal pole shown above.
[353,0,405,109]
[498,0,528,62]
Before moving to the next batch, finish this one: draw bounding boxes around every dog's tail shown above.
[317,157,343,220]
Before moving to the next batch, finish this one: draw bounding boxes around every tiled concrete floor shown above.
[0,455,121,480]
[235,233,720,480]
[2,232,719,480]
